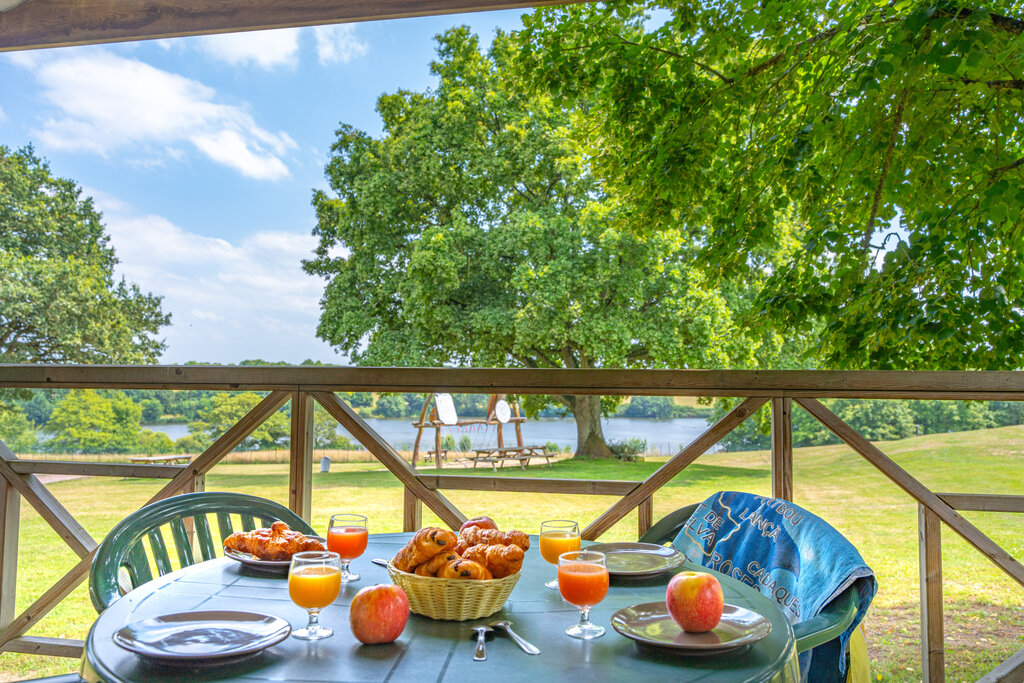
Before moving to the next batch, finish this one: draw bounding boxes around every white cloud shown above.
[0,105,6,124]
[314,25,369,65]
[196,28,301,69]
[18,49,296,180]
[95,193,342,364]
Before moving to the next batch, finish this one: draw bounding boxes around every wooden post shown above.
[513,401,524,448]
[771,397,793,500]
[290,392,314,522]
[637,496,653,539]
[0,475,20,629]
[919,504,944,682]
[403,487,422,532]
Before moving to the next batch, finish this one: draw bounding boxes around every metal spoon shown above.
[489,620,540,655]
[471,625,493,661]
[371,558,389,568]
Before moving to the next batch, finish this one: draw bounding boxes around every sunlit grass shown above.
[3,426,1023,681]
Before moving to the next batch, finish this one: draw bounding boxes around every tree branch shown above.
[866,89,908,245]
[961,78,1024,90]
[990,155,1024,177]
[937,9,1024,35]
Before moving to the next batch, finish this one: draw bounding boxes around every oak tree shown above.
[306,28,753,457]
[519,1,1024,369]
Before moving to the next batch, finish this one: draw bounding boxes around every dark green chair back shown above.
[89,492,315,613]
[640,499,859,656]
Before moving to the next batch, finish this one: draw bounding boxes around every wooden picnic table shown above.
[469,445,552,470]
[128,455,192,465]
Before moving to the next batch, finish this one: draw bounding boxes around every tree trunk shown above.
[570,394,613,459]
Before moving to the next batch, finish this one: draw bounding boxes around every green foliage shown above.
[453,394,490,418]
[139,399,163,423]
[18,391,57,426]
[713,397,1003,450]
[373,394,408,418]
[188,392,289,451]
[313,403,355,449]
[458,434,473,452]
[43,389,142,454]
[0,145,169,367]
[518,3,1024,370]
[618,396,675,419]
[137,429,175,454]
[0,404,38,452]
[608,438,647,462]
[441,435,456,450]
[345,392,374,408]
[306,27,757,456]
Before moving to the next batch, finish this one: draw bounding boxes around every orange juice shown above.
[558,562,609,608]
[539,531,582,565]
[289,565,341,609]
[327,527,368,561]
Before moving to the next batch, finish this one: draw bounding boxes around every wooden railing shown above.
[1,365,1023,680]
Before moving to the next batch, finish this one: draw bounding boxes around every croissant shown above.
[459,527,530,551]
[223,521,324,561]
[414,551,459,577]
[462,543,524,578]
[393,527,458,572]
[453,539,470,556]
[438,559,493,580]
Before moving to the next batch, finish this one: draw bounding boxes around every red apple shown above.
[666,571,724,633]
[349,584,409,644]
[459,516,498,534]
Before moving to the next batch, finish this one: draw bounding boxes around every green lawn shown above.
[3,425,1023,681]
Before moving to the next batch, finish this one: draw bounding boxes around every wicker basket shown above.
[387,563,520,621]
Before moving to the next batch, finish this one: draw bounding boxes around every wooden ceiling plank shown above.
[0,0,584,52]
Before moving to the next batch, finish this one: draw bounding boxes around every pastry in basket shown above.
[459,526,530,551]
[453,539,470,556]
[438,559,493,580]
[414,551,459,577]
[462,543,524,578]
[223,521,324,561]
[393,527,459,572]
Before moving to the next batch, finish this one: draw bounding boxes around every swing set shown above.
[410,393,552,470]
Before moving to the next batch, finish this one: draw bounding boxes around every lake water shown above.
[145,416,713,455]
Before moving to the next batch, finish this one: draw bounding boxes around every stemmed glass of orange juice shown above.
[539,520,581,589]
[557,550,609,639]
[288,550,342,640]
[327,513,368,583]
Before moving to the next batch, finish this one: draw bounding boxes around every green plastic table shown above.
[82,533,799,682]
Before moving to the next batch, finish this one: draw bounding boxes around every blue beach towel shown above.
[671,491,876,681]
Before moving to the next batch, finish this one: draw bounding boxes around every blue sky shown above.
[0,10,524,364]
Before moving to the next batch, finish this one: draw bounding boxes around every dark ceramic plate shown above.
[584,542,686,577]
[113,610,290,663]
[611,602,771,654]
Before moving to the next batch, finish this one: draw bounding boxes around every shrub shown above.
[608,438,646,462]
[458,435,472,452]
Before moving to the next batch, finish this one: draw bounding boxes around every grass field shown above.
[2,424,1022,681]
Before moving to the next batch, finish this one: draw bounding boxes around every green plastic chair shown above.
[640,503,859,654]
[89,492,316,613]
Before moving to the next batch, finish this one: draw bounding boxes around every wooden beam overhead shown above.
[0,0,583,52]
[4,364,1024,400]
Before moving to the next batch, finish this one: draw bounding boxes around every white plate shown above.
[113,610,290,663]
[223,536,325,573]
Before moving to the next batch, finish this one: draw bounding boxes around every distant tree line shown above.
[712,399,1024,452]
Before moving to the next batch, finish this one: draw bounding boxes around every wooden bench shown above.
[128,455,192,465]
